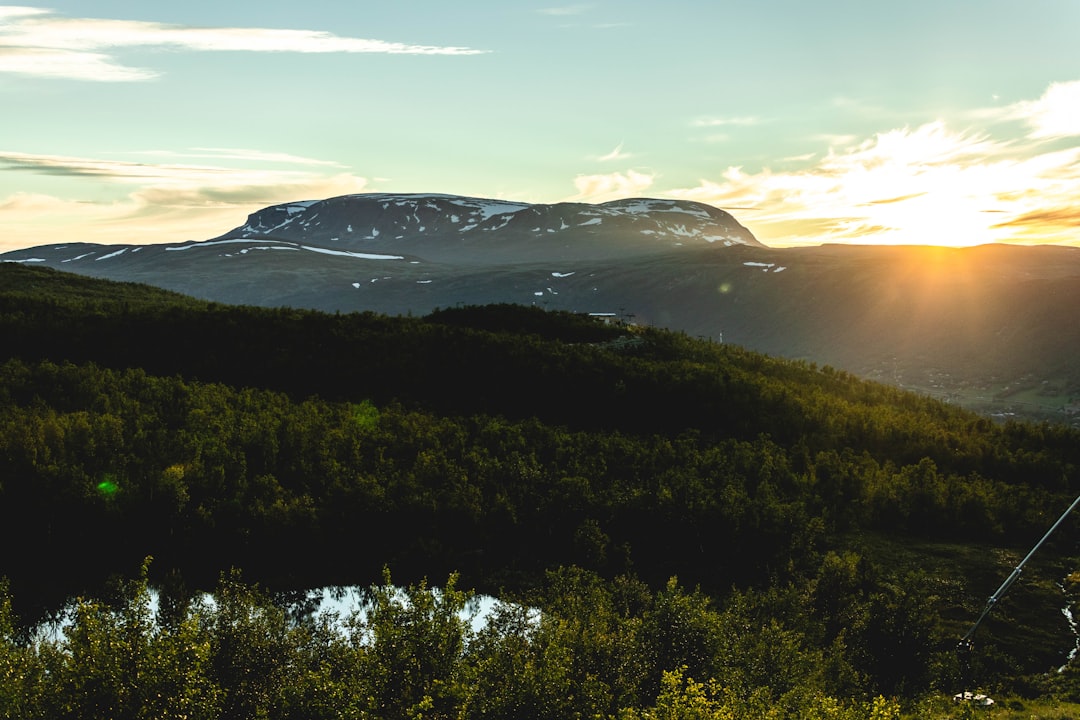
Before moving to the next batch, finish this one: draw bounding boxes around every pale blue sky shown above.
[2,1,1079,250]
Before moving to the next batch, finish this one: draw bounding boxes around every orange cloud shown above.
[665,95,1080,248]
[567,170,655,202]
[991,206,1080,230]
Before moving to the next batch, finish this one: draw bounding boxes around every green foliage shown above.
[0,578,49,719]
[0,568,921,720]
[352,569,472,720]
[350,399,380,431]
[40,559,221,720]
[3,264,1080,709]
[5,354,1055,620]
[610,666,904,720]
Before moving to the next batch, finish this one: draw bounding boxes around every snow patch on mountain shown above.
[603,198,713,219]
[745,261,788,273]
[167,239,292,251]
[301,246,403,260]
[230,246,297,255]
[166,237,402,260]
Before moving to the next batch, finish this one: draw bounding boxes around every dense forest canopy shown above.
[2,263,1080,718]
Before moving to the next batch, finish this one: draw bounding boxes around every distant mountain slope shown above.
[3,194,1079,424]
[218,194,763,263]
[0,192,762,316]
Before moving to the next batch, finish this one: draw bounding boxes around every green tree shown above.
[351,570,472,720]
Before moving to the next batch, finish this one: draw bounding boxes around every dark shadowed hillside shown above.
[2,263,1080,717]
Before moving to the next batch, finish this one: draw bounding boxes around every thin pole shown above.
[960,492,1080,646]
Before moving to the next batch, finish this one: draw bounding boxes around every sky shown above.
[1,1,1079,253]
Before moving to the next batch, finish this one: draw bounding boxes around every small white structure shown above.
[953,692,994,706]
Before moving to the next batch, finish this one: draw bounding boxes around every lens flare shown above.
[97,476,119,496]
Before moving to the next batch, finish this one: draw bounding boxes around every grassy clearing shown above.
[909,694,1080,719]
[849,532,1079,679]
[910,380,1073,422]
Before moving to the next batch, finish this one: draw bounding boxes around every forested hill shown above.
[3,263,1076,470]
[3,262,1080,713]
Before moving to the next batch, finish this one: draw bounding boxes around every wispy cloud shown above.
[666,83,1080,247]
[130,148,348,167]
[1005,79,1080,139]
[593,143,631,162]
[691,116,764,145]
[811,133,860,149]
[536,5,624,30]
[566,169,655,203]
[0,149,369,251]
[0,46,155,81]
[691,116,762,128]
[864,192,928,206]
[0,150,287,185]
[991,206,1080,231]
[0,149,365,198]
[0,6,488,81]
[537,5,593,16]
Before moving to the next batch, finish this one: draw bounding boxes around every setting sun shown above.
[2,3,1079,251]
[671,113,1080,248]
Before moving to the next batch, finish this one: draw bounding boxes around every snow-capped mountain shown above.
[0,191,765,336]
[0,191,766,320]
[215,193,762,263]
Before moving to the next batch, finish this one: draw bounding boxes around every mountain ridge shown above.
[3,193,1079,424]
[211,193,764,263]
